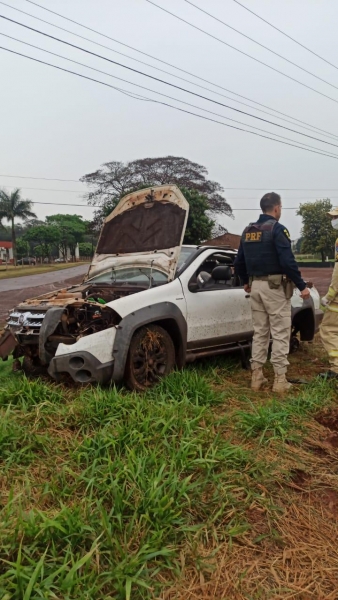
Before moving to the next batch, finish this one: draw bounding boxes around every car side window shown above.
[189,252,240,292]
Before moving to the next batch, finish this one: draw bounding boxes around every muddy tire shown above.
[22,356,47,378]
[125,324,175,391]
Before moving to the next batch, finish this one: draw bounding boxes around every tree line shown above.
[0,189,93,264]
[1,156,336,265]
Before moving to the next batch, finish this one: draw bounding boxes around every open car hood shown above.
[86,185,189,281]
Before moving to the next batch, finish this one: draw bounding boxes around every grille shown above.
[7,311,46,331]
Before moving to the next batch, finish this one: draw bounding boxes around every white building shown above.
[0,241,13,263]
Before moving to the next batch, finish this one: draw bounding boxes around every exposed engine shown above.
[0,282,139,371]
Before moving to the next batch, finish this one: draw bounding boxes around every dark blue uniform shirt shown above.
[234,214,306,291]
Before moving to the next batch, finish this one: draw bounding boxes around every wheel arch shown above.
[112,302,187,382]
[292,305,315,341]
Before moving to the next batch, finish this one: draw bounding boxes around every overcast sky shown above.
[1,0,338,239]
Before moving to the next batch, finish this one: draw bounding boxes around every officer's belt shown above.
[252,275,284,281]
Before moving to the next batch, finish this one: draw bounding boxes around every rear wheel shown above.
[125,324,175,391]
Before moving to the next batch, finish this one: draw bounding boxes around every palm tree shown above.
[0,188,37,265]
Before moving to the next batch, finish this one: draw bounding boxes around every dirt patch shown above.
[318,488,338,519]
[325,432,338,448]
[290,468,311,489]
[298,487,338,521]
[315,408,338,432]
[246,507,270,536]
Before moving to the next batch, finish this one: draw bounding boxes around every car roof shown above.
[182,244,237,252]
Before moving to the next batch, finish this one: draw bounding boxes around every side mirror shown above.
[188,282,199,292]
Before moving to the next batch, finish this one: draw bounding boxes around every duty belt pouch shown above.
[267,274,282,289]
[282,277,295,300]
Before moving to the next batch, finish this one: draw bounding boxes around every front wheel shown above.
[125,324,175,391]
[22,355,47,377]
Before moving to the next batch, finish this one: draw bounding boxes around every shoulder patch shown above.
[283,228,291,240]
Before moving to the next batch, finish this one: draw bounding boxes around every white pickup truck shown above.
[0,185,323,390]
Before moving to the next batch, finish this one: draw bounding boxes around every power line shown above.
[30,201,93,207]
[3,15,338,153]
[3,32,338,158]
[2,182,337,200]
[0,174,82,182]
[232,207,300,211]
[0,184,86,192]
[2,45,338,162]
[0,176,337,192]
[144,0,338,106]
[232,0,338,72]
[2,0,336,141]
[1,185,338,200]
[223,188,338,191]
[183,0,338,92]
[221,197,338,200]
[27,200,304,211]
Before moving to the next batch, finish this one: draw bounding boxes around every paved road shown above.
[0,264,88,292]
[299,267,332,297]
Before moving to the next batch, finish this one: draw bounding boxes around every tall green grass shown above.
[0,366,334,598]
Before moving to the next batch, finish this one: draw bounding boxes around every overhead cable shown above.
[144,0,338,105]
[27,200,308,211]
[3,31,338,158]
[1,176,337,192]
[183,0,338,92]
[0,173,83,182]
[2,15,338,152]
[2,45,338,161]
[232,0,338,71]
[2,0,337,140]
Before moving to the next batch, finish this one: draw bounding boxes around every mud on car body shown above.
[0,185,323,391]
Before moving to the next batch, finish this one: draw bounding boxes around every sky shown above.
[1,0,338,240]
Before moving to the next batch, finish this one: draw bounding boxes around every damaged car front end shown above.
[1,286,121,382]
[0,185,189,385]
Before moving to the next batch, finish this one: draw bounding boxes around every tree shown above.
[180,187,214,243]
[24,225,61,261]
[292,237,304,254]
[297,199,336,262]
[16,237,31,259]
[78,242,94,257]
[81,156,232,218]
[45,214,87,260]
[0,188,36,265]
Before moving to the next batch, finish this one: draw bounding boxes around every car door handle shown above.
[245,294,251,298]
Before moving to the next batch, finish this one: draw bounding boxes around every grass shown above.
[0,262,89,280]
[0,341,338,598]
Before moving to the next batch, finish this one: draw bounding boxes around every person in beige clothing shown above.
[319,207,338,378]
[235,192,310,392]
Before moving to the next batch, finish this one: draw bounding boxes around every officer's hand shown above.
[244,284,251,293]
[300,287,311,300]
[321,296,330,307]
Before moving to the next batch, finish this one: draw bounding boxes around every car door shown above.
[179,251,253,348]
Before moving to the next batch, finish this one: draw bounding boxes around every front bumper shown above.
[48,350,114,384]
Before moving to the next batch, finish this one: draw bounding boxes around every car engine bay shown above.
[1,282,144,367]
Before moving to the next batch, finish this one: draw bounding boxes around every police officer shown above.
[319,207,338,378]
[234,192,310,393]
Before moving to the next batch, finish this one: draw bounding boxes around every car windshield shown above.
[87,267,168,286]
[176,247,197,272]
